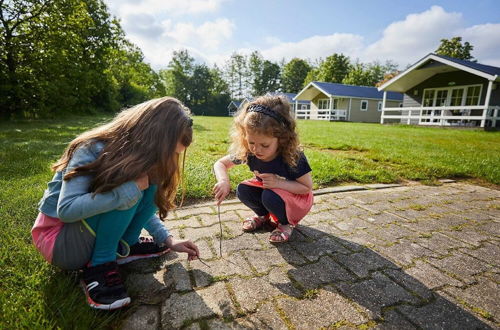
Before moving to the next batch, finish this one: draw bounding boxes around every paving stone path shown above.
[120,182,499,329]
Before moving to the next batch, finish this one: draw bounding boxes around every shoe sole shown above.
[80,280,131,310]
[116,248,170,265]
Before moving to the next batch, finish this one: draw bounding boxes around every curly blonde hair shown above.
[229,94,301,168]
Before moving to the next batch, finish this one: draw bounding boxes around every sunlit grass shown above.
[1,115,499,327]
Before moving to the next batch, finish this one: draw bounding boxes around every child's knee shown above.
[236,183,251,198]
[261,189,282,206]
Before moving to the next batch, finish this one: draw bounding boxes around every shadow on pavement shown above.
[272,225,493,329]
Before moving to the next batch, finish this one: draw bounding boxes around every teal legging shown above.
[86,185,158,266]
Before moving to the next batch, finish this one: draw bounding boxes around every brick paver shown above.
[122,182,499,329]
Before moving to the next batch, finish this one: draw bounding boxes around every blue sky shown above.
[104,0,500,70]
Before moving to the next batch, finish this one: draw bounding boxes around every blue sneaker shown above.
[80,261,130,310]
[117,237,170,265]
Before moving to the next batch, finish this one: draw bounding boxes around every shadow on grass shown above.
[42,268,127,329]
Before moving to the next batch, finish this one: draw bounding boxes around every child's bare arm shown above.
[213,155,235,183]
[258,172,312,195]
[213,155,236,204]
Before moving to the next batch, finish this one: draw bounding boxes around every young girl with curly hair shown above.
[32,97,200,310]
[213,95,313,243]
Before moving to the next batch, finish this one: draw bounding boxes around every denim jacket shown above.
[38,140,170,243]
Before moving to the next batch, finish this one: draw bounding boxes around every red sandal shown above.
[242,214,269,232]
[269,224,293,243]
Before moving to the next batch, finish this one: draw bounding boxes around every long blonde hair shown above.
[52,97,193,220]
[230,95,301,167]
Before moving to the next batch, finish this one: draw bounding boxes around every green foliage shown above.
[247,51,281,96]
[317,53,351,83]
[435,37,475,61]
[281,58,311,93]
[342,60,399,87]
[0,0,163,119]
[160,50,231,116]
[224,52,249,99]
[303,67,321,86]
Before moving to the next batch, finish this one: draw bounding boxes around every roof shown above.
[378,53,500,92]
[434,54,500,76]
[227,100,241,109]
[295,81,403,101]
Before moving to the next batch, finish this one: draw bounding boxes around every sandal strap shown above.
[269,226,292,242]
[243,215,268,230]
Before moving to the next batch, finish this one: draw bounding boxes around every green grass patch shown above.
[409,204,427,211]
[1,115,499,327]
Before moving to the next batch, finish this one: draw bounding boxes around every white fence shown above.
[381,105,500,127]
[295,109,347,121]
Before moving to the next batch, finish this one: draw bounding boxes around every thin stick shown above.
[218,204,222,257]
[197,257,211,268]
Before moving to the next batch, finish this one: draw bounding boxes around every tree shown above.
[224,52,248,99]
[303,67,320,86]
[246,51,281,96]
[107,38,165,108]
[0,0,54,118]
[317,53,350,83]
[0,0,150,118]
[342,63,373,86]
[190,63,213,106]
[247,51,264,96]
[160,49,194,105]
[435,37,474,61]
[342,60,400,87]
[281,58,311,93]
[205,65,231,116]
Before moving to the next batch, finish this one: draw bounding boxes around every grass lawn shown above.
[1,115,499,328]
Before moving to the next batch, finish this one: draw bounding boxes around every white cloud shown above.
[106,0,228,17]
[461,23,500,66]
[164,19,234,49]
[261,34,364,63]
[362,6,463,66]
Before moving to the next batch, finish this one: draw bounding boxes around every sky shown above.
[103,0,500,71]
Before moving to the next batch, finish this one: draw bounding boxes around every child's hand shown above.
[259,173,282,189]
[212,180,230,205]
[136,174,149,190]
[168,238,200,260]
[253,170,263,181]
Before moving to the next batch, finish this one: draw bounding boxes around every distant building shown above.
[378,53,500,128]
[227,100,242,116]
[294,81,403,122]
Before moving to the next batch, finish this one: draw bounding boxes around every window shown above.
[450,88,464,106]
[435,90,448,106]
[421,84,482,108]
[399,103,403,108]
[360,100,368,111]
[422,89,435,107]
[377,101,382,111]
[318,99,330,109]
[465,86,481,106]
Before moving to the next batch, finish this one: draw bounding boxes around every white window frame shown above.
[421,84,483,108]
[318,98,330,110]
[377,101,382,111]
[360,100,368,111]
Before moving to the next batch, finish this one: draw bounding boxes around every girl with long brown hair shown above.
[213,94,314,243]
[32,97,199,310]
